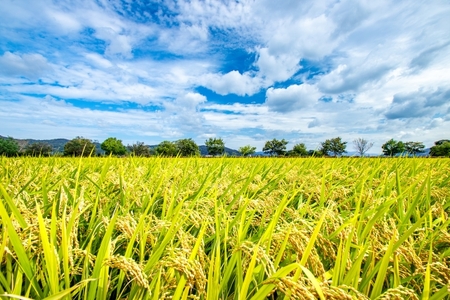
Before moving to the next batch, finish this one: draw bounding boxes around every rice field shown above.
[0,156,449,299]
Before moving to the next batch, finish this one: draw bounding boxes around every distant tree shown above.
[307,149,324,157]
[64,137,96,157]
[176,138,200,157]
[290,143,308,156]
[263,139,288,156]
[155,141,178,157]
[0,137,20,157]
[127,142,152,157]
[353,138,373,157]
[238,145,256,157]
[321,137,347,157]
[404,141,425,156]
[381,139,405,157]
[430,140,450,157]
[101,137,127,156]
[205,138,225,156]
[24,142,52,156]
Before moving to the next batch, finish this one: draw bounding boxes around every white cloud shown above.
[265,84,320,112]
[0,52,51,79]
[200,71,263,96]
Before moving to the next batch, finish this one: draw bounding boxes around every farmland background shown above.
[0,156,449,299]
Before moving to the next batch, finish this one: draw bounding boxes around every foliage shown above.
[127,142,152,157]
[24,142,53,156]
[404,141,425,156]
[175,138,200,157]
[381,139,405,157]
[63,136,97,156]
[101,137,127,156]
[0,137,20,156]
[205,138,225,156]
[353,138,373,156]
[155,141,178,157]
[262,138,288,156]
[308,149,324,157]
[430,140,450,157]
[321,137,347,157]
[289,143,308,156]
[238,145,257,157]
[0,157,449,299]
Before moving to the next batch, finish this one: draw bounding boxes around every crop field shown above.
[0,157,449,299]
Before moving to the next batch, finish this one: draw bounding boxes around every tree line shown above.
[1,136,449,157]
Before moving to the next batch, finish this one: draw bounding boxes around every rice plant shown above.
[0,156,449,299]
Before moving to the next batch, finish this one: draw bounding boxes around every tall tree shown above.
[24,142,53,156]
[64,137,96,157]
[404,141,425,156]
[101,137,127,156]
[155,141,178,157]
[263,139,288,156]
[430,140,450,157]
[176,138,200,157]
[290,143,308,156]
[238,145,256,157]
[353,138,373,157]
[0,137,19,157]
[127,142,152,157]
[321,137,347,157]
[205,138,225,156]
[381,139,405,157]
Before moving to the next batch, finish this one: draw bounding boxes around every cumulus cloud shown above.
[265,84,320,112]
[200,71,263,96]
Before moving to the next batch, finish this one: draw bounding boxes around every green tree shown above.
[24,142,53,156]
[429,140,450,157]
[155,141,178,157]
[127,142,152,157]
[176,138,200,157]
[404,141,425,156]
[101,137,127,156]
[353,138,373,157]
[0,137,20,156]
[205,138,225,156]
[64,137,96,157]
[321,137,347,157]
[263,139,288,156]
[290,143,308,156]
[238,145,256,157]
[381,139,405,157]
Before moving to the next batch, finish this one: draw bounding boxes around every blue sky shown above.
[1,0,449,153]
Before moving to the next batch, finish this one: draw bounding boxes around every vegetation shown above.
[155,141,179,157]
[320,137,347,157]
[381,139,405,157]
[353,138,373,157]
[0,137,19,156]
[263,138,288,156]
[0,157,449,299]
[24,142,53,157]
[289,143,308,156]
[205,138,225,156]
[63,136,97,157]
[405,141,425,156]
[127,142,152,157]
[238,145,256,157]
[101,137,127,156]
[430,140,450,157]
[175,138,200,157]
